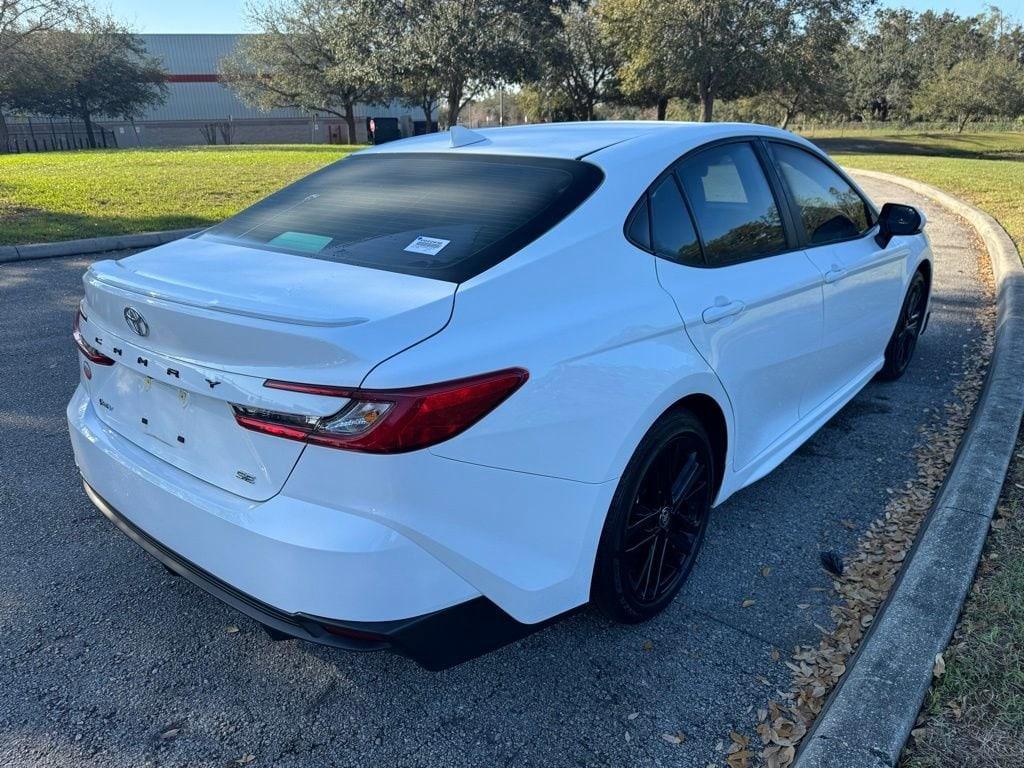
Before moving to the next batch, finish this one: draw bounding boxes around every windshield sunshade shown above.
[200,152,604,283]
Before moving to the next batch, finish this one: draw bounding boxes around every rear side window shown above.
[677,142,788,266]
[650,175,702,265]
[769,143,873,245]
[626,198,652,250]
[200,153,604,283]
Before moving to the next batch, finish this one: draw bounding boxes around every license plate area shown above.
[93,367,221,458]
[88,365,305,501]
[136,376,191,448]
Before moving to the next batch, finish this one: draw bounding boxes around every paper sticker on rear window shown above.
[404,236,451,256]
[268,231,332,253]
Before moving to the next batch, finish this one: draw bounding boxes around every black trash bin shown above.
[367,117,402,144]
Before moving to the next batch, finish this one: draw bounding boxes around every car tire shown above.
[877,270,929,382]
[591,409,715,624]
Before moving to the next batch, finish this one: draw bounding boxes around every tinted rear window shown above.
[200,152,604,282]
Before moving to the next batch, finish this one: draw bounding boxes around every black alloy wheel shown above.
[879,271,928,381]
[592,410,714,622]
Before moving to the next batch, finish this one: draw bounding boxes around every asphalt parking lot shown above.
[0,176,990,767]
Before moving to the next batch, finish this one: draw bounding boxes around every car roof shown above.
[359,121,816,161]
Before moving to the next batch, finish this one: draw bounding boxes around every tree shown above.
[517,82,575,122]
[397,52,443,132]
[602,0,806,123]
[0,0,81,152]
[914,54,1024,132]
[5,12,166,148]
[395,0,558,128]
[597,0,683,119]
[767,4,866,128]
[529,1,618,120]
[844,8,919,121]
[222,0,393,144]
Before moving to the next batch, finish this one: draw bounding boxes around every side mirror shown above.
[875,202,925,248]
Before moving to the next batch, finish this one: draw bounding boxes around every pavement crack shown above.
[687,606,777,647]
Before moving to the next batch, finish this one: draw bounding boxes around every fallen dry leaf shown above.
[742,599,756,608]
[933,652,946,678]
[661,732,684,745]
[225,625,240,635]
[234,756,256,766]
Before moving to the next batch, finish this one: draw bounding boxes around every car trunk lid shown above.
[78,237,455,500]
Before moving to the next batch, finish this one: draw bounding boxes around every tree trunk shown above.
[0,111,9,154]
[421,97,435,132]
[656,96,668,121]
[82,108,96,149]
[343,102,357,144]
[698,78,713,122]
[779,95,800,130]
[957,113,970,133]
[446,85,463,129]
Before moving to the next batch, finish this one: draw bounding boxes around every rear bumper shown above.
[82,481,546,669]
[68,383,585,667]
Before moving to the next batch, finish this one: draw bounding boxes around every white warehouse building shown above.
[101,34,430,147]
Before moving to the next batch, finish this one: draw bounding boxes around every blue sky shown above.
[103,0,1008,33]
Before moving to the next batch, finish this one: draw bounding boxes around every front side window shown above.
[677,142,788,266]
[770,143,873,245]
[200,153,604,283]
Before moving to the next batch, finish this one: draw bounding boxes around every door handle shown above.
[702,298,745,324]
[824,264,847,284]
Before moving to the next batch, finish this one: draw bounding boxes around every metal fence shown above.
[3,118,119,153]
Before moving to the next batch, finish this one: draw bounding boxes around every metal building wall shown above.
[104,34,417,146]
[138,34,308,121]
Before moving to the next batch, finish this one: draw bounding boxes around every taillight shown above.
[73,307,115,366]
[232,368,528,454]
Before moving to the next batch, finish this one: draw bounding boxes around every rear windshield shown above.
[199,152,604,283]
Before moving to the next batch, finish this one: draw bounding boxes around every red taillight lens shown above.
[233,368,528,454]
[73,308,115,366]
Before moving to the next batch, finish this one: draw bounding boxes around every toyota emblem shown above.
[123,306,149,337]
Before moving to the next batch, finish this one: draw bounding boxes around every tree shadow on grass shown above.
[810,134,1024,162]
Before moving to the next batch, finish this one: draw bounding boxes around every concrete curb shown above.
[793,172,1024,768]
[0,228,203,264]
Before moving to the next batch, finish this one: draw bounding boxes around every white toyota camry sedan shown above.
[68,122,931,669]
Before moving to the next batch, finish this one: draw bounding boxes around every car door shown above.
[766,141,906,410]
[644,140,825,472]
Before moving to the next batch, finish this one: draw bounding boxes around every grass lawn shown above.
[902,434,1024,768]
[0,144,357,245]
[811,130,1024,248]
